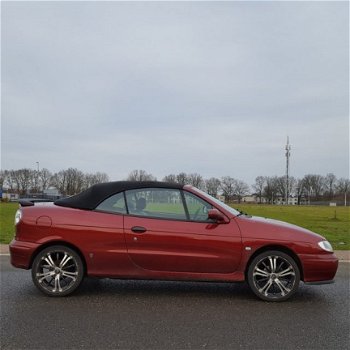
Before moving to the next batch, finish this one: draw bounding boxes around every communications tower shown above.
[285,137,291,205]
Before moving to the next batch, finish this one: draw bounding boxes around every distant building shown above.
[242,195,257,203]
[274,196,298,205]
[20,187,62,201]
[2,192,19,201]
[43,187,61,198]
[216,195,225,202]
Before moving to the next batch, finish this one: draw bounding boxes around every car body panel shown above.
[124,215,242,273]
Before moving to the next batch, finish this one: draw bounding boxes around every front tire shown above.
[247,250,300,302]
[32,245,84,296]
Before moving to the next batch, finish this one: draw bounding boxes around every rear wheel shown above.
[247,250,300,302]
[32,245,84,296]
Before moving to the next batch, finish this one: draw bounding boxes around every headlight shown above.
[14,209,22,225]
[318,240,333,252]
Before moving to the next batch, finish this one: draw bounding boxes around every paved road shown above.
[1,256,349,349]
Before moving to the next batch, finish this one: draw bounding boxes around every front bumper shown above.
[9,239,40,269]
[300,252,338,283]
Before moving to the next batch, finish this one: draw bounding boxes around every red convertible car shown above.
[10,181,338,301]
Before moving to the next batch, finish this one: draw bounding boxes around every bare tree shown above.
[263,176,279,204]
[336,178,350,206]
[52,169,108,195]
[253,176,266,203]
[311,175,325,199]
[205,177,221,197]
[324,173,337,199]
[234,180,250,203]
[4,170,17,193]
[289,177,296,197]
[274,176,296,204]
[303,174,325,201]
[16,169,33,195]
[84,172,109,188]
[93,172,109,184]
[51,171,67,196]
[295,178,305,205]
[275,176,286,199]
[176,173,188,185]
[8,170,20,193]
[127,169,156,182]
[221,176,236,202]
[51,169,84,196]
[162,174,177,183]
[39,168,53,191]
[187,173,204,189]
[65,168,85,195]
[0,170,6,190]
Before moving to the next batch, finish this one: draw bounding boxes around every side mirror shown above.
[208,209,228,224]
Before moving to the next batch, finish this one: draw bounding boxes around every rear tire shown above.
[247,250,300,302]
[32,245,84,296]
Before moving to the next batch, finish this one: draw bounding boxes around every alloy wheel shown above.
[248,251,300,301]
[32,246,84,296]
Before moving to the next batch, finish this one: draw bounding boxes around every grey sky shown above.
[1,1,349,185]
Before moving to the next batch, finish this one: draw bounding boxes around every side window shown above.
[184,192,213,221]
[125,188,187,220]
[95,192,127,214]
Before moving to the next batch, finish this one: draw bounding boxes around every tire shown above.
[247,250,300,302]
[31,245,84,297]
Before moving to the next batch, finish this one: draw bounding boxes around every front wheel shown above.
[247,250,300,302]
[32,245,84,296]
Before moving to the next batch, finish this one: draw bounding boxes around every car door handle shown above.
[131,226,147,233]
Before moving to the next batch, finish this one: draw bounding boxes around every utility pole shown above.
[285,137,291,205]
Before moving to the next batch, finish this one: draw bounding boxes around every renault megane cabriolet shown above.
[10,181,338,301]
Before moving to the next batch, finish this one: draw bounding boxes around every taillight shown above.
[14,209,22,225]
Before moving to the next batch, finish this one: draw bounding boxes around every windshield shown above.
[192,188,241,216]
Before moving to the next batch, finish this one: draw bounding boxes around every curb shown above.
[0,244,10,255]
[1,244,349,261]
[334,250,350,261]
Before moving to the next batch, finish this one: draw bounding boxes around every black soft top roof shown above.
[54,181,184,210]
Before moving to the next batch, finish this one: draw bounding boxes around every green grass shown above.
[1,202,349,250]
[234,204,350,250]
[0,202,19,244]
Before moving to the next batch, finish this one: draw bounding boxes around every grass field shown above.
[1,202,349,249]
[0,202,19,244]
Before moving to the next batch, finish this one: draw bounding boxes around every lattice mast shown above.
[285,137,291,205]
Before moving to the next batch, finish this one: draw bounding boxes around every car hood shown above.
[237,215,325,243]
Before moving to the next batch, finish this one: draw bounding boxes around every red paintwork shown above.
[10,186,338,284]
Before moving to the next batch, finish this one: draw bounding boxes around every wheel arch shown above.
[245,245,304,281]
[29,241,88,275]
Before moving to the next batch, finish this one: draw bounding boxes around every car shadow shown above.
[77,277,257,300]
[14,275,331,304]
[73,278,335,305]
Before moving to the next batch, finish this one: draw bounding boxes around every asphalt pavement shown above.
[1,256,349,349]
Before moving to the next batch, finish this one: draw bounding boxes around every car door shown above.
[124,188,242,273]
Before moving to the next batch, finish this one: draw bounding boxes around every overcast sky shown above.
[1,1,349,185]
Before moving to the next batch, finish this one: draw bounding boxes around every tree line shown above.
[126,170,349,204]
[252,174,349,204]
[0,168,109,196]
[0,168,349,204]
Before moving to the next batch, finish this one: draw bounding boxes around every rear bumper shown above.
[9,239,40,269]
[300,252,338,283]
